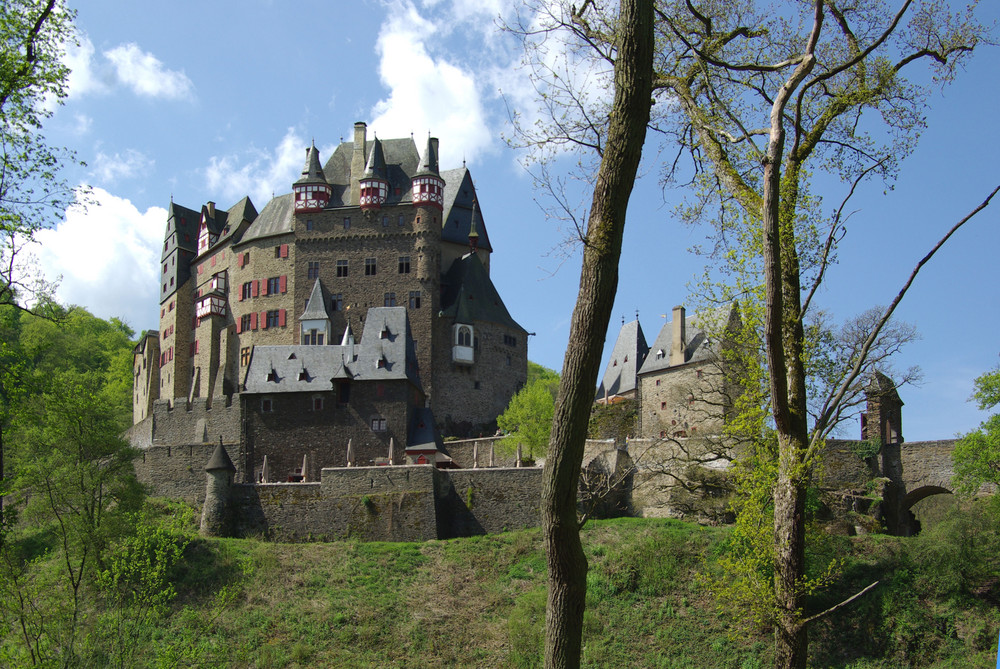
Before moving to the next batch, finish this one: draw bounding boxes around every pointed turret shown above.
[359,138,389,211]
[300,278,331,345]
[412,135,444,211]
[293,142,331,212]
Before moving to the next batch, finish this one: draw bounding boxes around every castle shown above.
[596,304,741,440]
[131,122,528,487]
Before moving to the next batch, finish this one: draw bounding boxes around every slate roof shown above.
[165,201,201,255]
[299,279,330,322]
[440,252,525,332]
[240,193,295,243]
[638,304,738,376]
[596,319,649,399]
[242,307,421,393]
[362,138,388,180]
[205,442,236,472]
[214,196,258,248]
[406,407,442,451]
[868,371,903,405]
[294,142,327,186]
[440,167,493,252]
[323,137,421,207]
[413,135,440,177]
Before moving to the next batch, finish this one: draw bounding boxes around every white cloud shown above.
[90,149,153,184]
[204,128,309,206]
[64,35,109,98]
[105,43,194,100]
[33,188,165,331]
[369,2,496,166]
[62,34,195,102]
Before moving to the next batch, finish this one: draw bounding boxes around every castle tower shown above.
[200,441,236,537]
[359,137,388,211]
[293,142,331,213]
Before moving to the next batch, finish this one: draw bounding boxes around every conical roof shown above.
[294,142,327,186]
[205,441,236,472]
[299,279,330,321]
[414,135,440,177]
[362,137,387,181]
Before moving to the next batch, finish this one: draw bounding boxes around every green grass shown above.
[4,508,998,668]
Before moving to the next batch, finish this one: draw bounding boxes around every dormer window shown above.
[266,369,278,383]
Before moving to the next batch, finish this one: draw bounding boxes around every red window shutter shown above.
[198,264,204,274]
[238,289,243,302]
[236,319,242,334]
[211,255,216,267]
[278,309,286,327]
[280,244,288,258]
[251,312,258,330]
[238,253,244,268]
[279,275,287,293]
[252,280,259,297]
[220,250,225,261]
[260,311,268,329]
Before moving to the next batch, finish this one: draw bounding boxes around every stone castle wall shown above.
[217,464,542,542]
[135,442,221,505]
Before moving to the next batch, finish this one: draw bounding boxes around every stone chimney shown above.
[670,305,686,366]
[206,201,216,217]
[351,121,368,205]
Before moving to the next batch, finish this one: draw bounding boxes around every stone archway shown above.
[902,485,953,511]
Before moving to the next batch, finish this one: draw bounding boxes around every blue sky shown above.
[31,0,1000,440]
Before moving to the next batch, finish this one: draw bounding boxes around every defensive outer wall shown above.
[132,399,986,540]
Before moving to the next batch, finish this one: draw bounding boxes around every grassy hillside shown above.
[129,508,999,668]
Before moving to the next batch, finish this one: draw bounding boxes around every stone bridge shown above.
[899,440,962,509]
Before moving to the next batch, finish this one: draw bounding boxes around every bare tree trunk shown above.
[542,2,653,668]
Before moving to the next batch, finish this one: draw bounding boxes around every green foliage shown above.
[953,365,1000,493]
[497,376,555,459]
[1,0,85,308]
[0,302,145,666]
[587,397,636,441]
[526,360,559,390]
[93,510,192,669]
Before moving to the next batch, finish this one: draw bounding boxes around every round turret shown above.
[359,137,389,211]
[412,136,444,211]
[294,142,331,213]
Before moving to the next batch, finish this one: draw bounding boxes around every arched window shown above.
[457,326,472,347]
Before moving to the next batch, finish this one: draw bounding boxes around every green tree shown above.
[498,378,556,460]
[0,305,143,666]
[1,0,82,310]
[952,365,1000,494]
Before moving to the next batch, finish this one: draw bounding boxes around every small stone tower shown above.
[200,440,236,537]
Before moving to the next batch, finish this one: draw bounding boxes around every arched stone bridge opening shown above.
[899,440,960,511]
